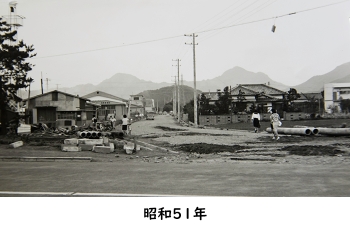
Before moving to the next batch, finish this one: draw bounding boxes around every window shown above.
[134,97,139,100]
[57,112,75,119]
[52,92,58,101]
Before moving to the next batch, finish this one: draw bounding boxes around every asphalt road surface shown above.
[0,114,350,197]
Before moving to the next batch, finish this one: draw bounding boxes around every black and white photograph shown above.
[0,0,350,229]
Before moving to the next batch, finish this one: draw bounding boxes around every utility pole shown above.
[173,59,181,122]
[45,78,51,93]
[185,33,198,126]
[181,74,185,111]
[56,84,61,90]
[171,76,177,117]
[41,72,44,94]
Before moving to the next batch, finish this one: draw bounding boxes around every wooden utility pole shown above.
[173,59,181,122]
[185,33,198,126]
[41,72,43,94]
[171,76,177,116]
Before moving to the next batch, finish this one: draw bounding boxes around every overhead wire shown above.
[32,0,350,60]
[199,0,278,43]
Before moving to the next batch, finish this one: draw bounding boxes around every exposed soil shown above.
[281,145,345,156]
[154,126,186,131]
[173,143,250,154]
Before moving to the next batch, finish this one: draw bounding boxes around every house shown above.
[201,84,286,114]
[324,83,350,113]
[23,90,99,128]
[129,95,145,116]
[82,91,128,121]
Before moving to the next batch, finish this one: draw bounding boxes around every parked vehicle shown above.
[146,114,155,120]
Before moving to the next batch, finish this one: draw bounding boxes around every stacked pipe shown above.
[77,131,102,138]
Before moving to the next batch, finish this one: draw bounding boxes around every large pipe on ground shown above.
[293,126,319,135]
[86,131,92,138]
[316,128,350,136]
[77,131,86,138]
[96,132,102,137]
[266,127,312,135]
[91,131,97,138]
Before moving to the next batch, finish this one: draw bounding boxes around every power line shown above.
[32,0,350,60]
[33,34,183,59]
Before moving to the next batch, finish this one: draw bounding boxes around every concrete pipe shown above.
[96,132,102,137]
[91,131,97,138]
[316,128,350,136]
[293,126,319,135]
[77,131,86,138]
[266,127,312,135]
[86,131,92,138]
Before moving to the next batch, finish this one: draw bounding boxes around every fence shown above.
[199,112,310,125]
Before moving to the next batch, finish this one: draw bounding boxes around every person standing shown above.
[251,110,261,133]
[270,109,281,140]
[122,114,129,135]
[109,116,116,129]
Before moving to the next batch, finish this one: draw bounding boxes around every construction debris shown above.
[9,141,24,148]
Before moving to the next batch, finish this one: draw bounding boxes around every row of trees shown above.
[0,18,36,135]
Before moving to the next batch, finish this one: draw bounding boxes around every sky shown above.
[1,0,350,91]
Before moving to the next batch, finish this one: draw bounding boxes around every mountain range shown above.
[22,62,350,104]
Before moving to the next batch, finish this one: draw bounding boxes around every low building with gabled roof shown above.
[23,90,100,128]
[82,91,128,121]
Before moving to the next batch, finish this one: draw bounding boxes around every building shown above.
[23,90,99,128]
[324,83,350,113]
[145,99,155,113]
[82,91,128,121]
[129,95,145,116]
[201,84,286,114]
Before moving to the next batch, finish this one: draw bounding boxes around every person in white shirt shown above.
[109,116,116,129]
[121,114,129,135]
[251,110,261,133]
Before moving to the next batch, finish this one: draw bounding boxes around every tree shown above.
[162,101,173,112]
[301,93,319,114]
[340,99,350,113]
[215,86,231,114]
[198,93,217,115]
[283,88,301,112]
[233,89,246,113]
[183,99,194,122]
[0,18,36,135]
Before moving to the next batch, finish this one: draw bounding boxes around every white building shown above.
[324,83,350,113]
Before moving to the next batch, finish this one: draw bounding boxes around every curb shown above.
[0,157,93,162]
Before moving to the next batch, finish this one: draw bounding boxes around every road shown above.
[0,114,350,196]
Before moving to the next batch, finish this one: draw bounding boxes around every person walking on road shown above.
[251,110,261,133]
[270,109,281,140]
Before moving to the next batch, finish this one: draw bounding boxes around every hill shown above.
[138,85,201,110]
[182,66,289,92]
[293,62,350,93]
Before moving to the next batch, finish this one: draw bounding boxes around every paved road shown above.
[0,114,350,196]
[1,160,350,196]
